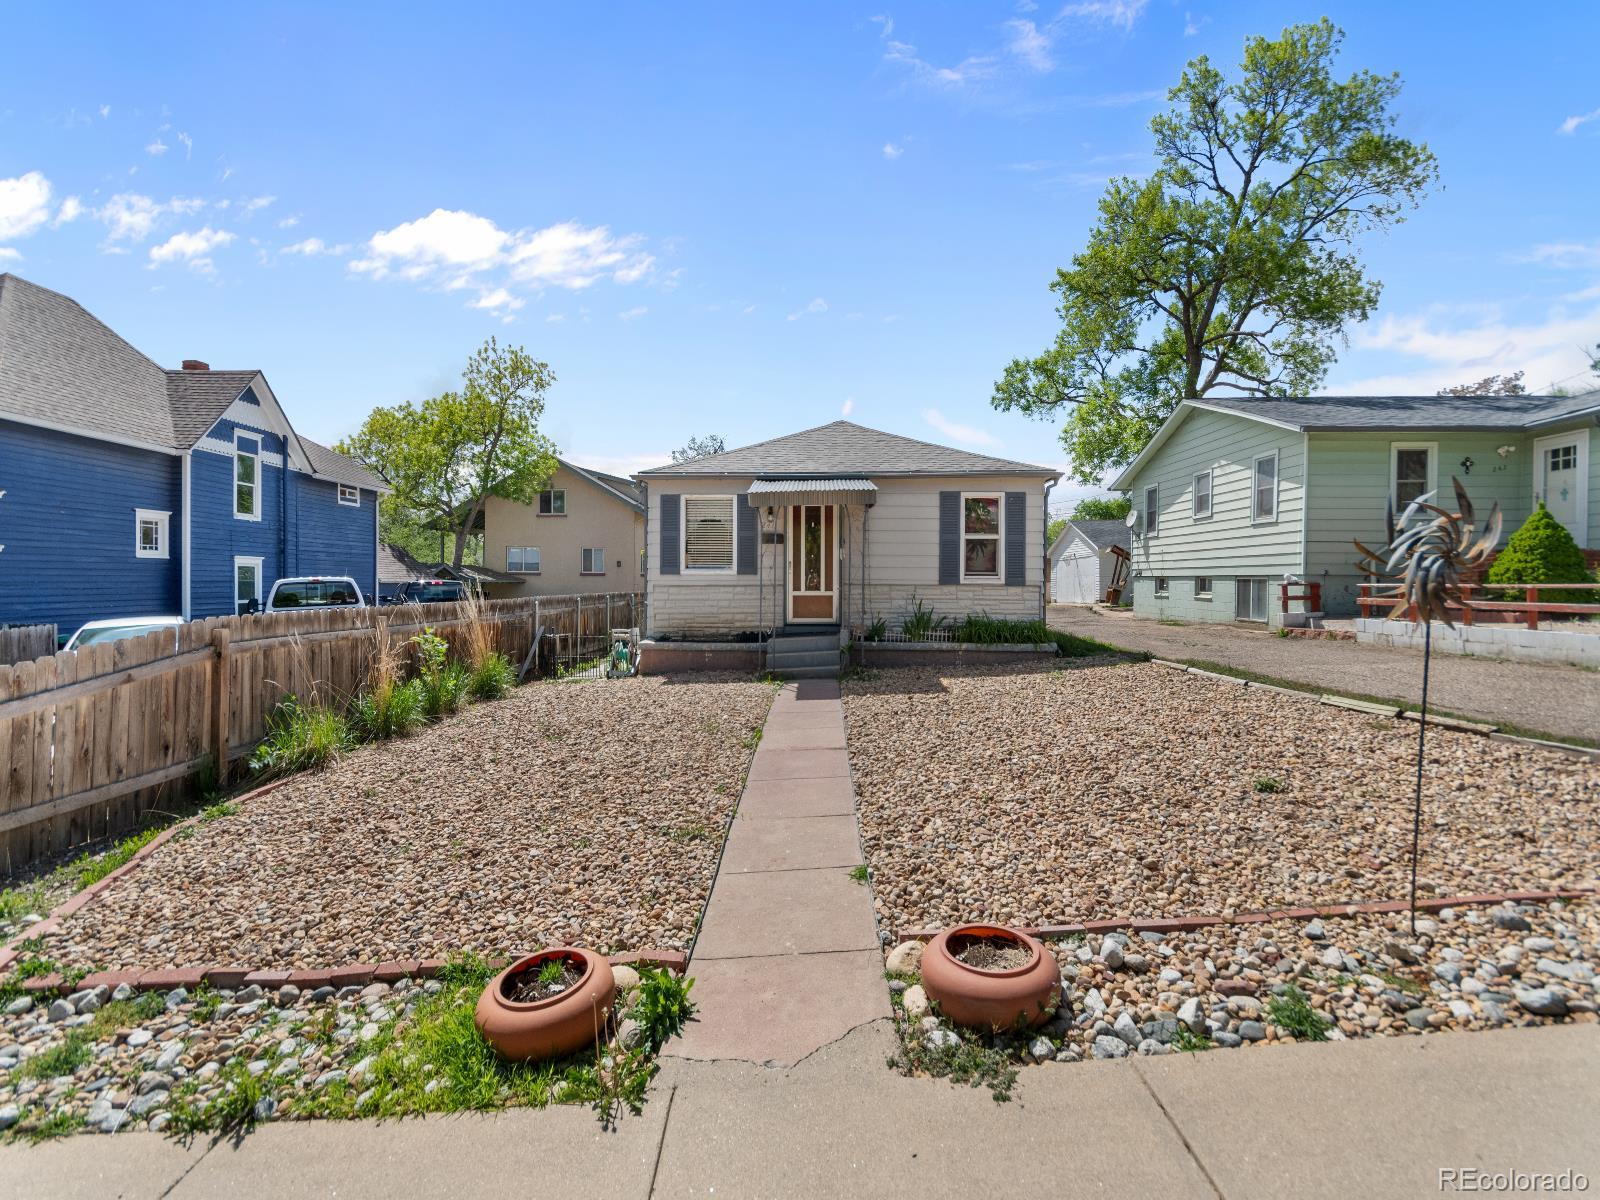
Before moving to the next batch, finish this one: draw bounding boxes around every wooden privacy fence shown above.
[0,625,57,667]
[0,592,640,874]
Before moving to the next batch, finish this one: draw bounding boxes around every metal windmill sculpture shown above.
[1353,477,1501,935]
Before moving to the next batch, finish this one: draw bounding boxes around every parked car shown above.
[64,615,183,652]
[386,579,467,605]
[264,576,368,612]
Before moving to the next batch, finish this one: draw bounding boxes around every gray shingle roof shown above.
[562,458,644,510]
[1196,392,1600,431]
[636,420,1057,478]
[299,435,387,491]
[166,368,261,445]
[1066,519,1129,552]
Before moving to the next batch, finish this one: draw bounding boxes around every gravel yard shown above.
[844,662,1600,935]
[31,676,773,972]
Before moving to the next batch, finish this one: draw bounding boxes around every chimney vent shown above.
[181,359,210,372]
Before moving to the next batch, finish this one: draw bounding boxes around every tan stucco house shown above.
[633,421,1059,656]
[483,458,645,597]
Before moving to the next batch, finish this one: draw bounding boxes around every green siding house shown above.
[1111,392,1600,627]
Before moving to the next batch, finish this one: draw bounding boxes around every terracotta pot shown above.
[919,924,1059,1031]
[475,948,617,1061]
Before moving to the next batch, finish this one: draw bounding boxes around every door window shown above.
[1239,577,1269,622]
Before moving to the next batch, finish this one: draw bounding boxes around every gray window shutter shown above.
[1004,491,1026,586]
[659,494,681,575]
[938,491,960,585]
[736,497,757,575]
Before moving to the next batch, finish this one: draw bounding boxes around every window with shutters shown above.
[960,494,1001,581]
[683,496,735,571]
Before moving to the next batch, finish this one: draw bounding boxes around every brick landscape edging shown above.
[890,887,1597,943]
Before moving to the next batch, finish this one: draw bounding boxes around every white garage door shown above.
[1052,550,1099,604]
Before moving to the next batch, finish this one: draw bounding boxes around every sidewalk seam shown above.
[646,1082,677,1198]
[1133,1061,1226,1200]
[159,1132,221,1198]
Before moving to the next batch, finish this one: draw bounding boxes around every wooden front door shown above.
[788,504,836,623]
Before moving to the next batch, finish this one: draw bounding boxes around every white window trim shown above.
[234,555,264,612]
[507,546,541,574]
[537,488,567,517]
[1250,451,1279,525]
[1142,485,1159,539]
[581,547,606,576]
[1192,470,1213,520]
[337,484,360,507]
[1389,441,1438,511]
[134,508,170,559]
[958,492,1004,583]
[681,494,737,574]
[234,432,262,522]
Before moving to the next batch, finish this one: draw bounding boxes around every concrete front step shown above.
[768,649,839,667]
[767,635,839,654]
[770,664,840,680]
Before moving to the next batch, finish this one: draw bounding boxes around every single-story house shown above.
[633,420,1058,648]
[1110,392,1600,626]
[482,458,645,596]
[1047,519,1129,605]
[0,274,385,632]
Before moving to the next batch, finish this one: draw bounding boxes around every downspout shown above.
[1041,477,1057,616]
[279,437,290,583]
[181,450,192,620]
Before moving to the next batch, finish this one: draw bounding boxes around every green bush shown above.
[413,627,470,717]
[351,677,427,741]
[1486,503,1599,604]
[900,597,947,641]
[468,651,517,701]
[248,696,353,777]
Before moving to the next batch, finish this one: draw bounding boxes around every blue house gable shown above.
[0,274,384,634]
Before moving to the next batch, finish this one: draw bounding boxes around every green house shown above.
[1110,392,1600,627]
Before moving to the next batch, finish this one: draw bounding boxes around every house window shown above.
[1251,452,1278,522]
[234,556,263,614]
[337,484,360,507]
[1192,471,1212,519]
[683,496,735,571]
[134,509,170,559]
[1194,576,1213,598]
[507,546,541,574]
[1547,444,1577,472]
[1153,576,1170,596]
[961,495,1002,579]
[1391,443,1436,508]
[1143,485,1159,537]
[235,436,260,519]
[581,547,605,575]
[1238,577,1270,622]
[537,489,566,516]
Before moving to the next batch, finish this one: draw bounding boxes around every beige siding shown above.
[483,463,644,597]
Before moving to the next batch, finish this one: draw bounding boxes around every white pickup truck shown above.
[264,576,368,612]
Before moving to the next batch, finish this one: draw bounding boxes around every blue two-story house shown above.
[0,273,385,633]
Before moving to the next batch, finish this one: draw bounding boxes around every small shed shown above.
[1048,519,1129,605]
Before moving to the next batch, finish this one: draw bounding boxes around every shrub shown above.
[248,696,353,777]
[352,677,427,741]
[413,627,470,717]
[1486,502,1599,604]
[468,652,517,701]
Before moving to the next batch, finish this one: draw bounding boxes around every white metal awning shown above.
[744,478,878,507]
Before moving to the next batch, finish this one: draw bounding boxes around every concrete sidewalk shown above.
[11,1021,1597,1198]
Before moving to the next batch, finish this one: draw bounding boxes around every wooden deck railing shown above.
[1357,581,1600,630]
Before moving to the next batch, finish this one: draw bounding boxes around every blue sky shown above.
[3,2,1598,507]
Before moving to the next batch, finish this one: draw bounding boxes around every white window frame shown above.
[507,546,541,574]
[1143,485,1159,538]
[1194,576,1213,599]
[682,495,737,574]
[234,432,261,521]
[958,492,1003,583]
[1389,441,1437,512]
[134,508,170,560]
[581,547,606,576]
[337,484,360,507]
[1250,452,1279,524]
[537,489,567,517]
[234,555,264,613]
[1192,470,1213,520]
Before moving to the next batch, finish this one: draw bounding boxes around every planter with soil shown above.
[475,947,617,1061]
[919,924,1060,1031]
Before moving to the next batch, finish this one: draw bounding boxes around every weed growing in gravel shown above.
[1265,985,1330,1041]
[166,1058,266,1138]
[249,696,353,778]
[90,991,166,1033]
[666,824,711,843]
[1253,777,1284,794]
[74,826,163,888]
[200,800,238,822]
[1171,1026,1212,1053]
[742,726,762,750]
[0,882,48,926]
[19,1031,92,1080]
[467,652,517,701]
[15,1108,85,1143]
[1379,970,1425,996]
[351,677,427,741]
[849,864,869,884]
[890,1026,1019,1102]
[630,968,696,1052]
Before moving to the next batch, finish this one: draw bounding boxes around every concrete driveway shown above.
[1050,605,1600,744]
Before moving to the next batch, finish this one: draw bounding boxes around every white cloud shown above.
[869,14,893,38]
[1004,19,1053,71]
[882,142,904,159]
[278,215,300,229]
[177,132,193,159]
[472,288,525,313]
[841,397,855,416]
[54,195,84,226]
[1527,241,1600,269]
[353,209,508,280]
[509,220,652,288]
[884,2,1146,89]
[0,247,21,263]
[545,313,566,323]
[239,195,275,215]
[98,104,111,118]
[146,138,169,156]
[0,171,52,242]
[148,226,235,271]
[618,305,648,320]
[98,193,206,243]
[884,38,997,88]
[786,297,828,321]
[280,237,349,256]
[921,408,1001,447]
[1559,107,1600,135]
[1059,0,1147,30]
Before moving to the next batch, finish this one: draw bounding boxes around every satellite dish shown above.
[1125,508,1141,528]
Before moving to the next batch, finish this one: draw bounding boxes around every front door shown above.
[788,504,836,623]
[1534,431,1589,546]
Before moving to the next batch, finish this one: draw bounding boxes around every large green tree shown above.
[339,337,559,568]
[994,19,1437,483]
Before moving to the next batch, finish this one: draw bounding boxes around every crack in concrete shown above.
[645,1082,677,1198]
[1133,1060,1227,1200]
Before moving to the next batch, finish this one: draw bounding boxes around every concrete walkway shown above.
[1051,604,1600,743]
[667,679,889,1067]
